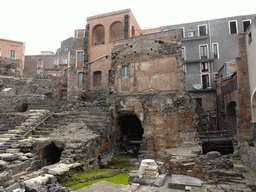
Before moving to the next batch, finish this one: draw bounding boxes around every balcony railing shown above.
[187,83,215,91]
[182,30,209,39]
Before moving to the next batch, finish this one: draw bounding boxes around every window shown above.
[183,64,186,73]
[93,71,101,87]
[248,32,252,44]
[181,47,186,60]
[201,62,209,73]
[77,51,84,61]
[63,58,67,64]
[202,74,210,89]
[122,65,129,79]
[65,69,68,77]
[78,72,84,87]
[38,59,43,69]
[243,20,251,32]
[214,73,219,80]
[10,50,16,60]
[213,43,219,59]
[200,45,208,59]
[64,46,68,51]
[195,98,202,107]
[199,25,207,36]
[54,58,59,65]
[229,21,237,34]
[180,27,185,38]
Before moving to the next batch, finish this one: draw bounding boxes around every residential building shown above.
[162,14,256,130]
[0,38,25,75]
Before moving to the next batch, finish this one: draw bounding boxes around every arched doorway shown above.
[226,101,236,135]
[118,114,144,154]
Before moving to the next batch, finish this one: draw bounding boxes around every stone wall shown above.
[111,29,185,94]
[110,92,203,156]
[0,57,19,77]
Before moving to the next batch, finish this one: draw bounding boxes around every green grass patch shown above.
[69,173,129,190]
[61,168,121,187]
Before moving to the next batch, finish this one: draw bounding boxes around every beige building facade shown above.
[0,38,25,75]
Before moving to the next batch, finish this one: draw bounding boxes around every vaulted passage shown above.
[42,142,63,166]
[118,114,143,153]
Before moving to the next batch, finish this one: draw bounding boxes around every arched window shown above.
[78,72,84,87]
[110,22,124,42]
[131,26,136,37]
[92,25,105,46]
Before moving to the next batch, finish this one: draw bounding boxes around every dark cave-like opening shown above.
[42,142,63,166]
[118,114,144,154]
[202,140,234,155]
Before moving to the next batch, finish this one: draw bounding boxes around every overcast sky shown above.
[1,0,255,55]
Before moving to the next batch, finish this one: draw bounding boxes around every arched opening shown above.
[18,103,28,112]
[226,101,237,135]
[42,142,63,166]
[92,25,105,46]
[110,21,124,42]
[118,114,143,154]
[131,26,136,37]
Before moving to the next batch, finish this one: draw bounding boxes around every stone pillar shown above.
[124,14,130,39]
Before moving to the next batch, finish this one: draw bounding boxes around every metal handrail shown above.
[22,100,66,137]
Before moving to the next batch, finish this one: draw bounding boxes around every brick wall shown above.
[237,34,253,140]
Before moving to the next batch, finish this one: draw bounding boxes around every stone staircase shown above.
[32,101,112,139]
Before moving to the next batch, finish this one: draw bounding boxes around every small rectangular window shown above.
[243,20,251,32]
[213,43,219,59]
[248,32,252,44]
[199,25,207,36]
[229,21,237,34]
[65,69,68,77]
[195,98,202,107]
[200,45,208,59]
[38,59,43,69]
[10,50,16,60]
[78,72,84,87]
[181,47,185,60]
[54,58,59,65]
[201,62,209,73]
[63,58,67,64]
[64,46,68,51]
[122,65,129,79]
[77,51,84,61]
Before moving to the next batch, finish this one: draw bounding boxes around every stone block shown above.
[6,148,20,154]
[19,156,29,161]
[168,174,202,189]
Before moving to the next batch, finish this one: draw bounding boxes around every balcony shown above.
[187,83,215,92]
[182,30,209,41]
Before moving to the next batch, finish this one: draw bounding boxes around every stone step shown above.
[32,131,52,136]
[36,127,54,132]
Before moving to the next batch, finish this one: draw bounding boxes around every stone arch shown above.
[92,24,105,46]
[109,21,124,42]
[226,101,237,135]
[114,97,144,153]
